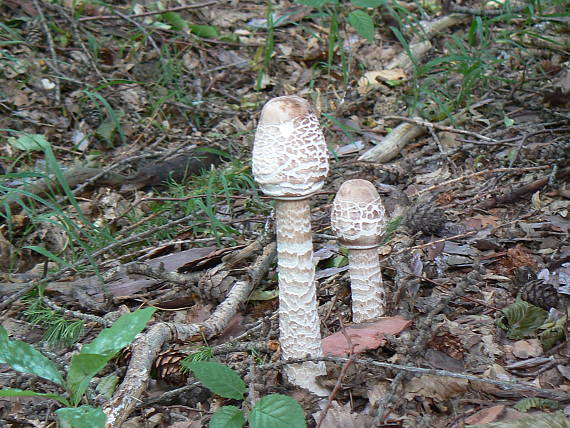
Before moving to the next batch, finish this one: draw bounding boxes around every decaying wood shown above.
[476,166,570,210]
[359,13,472,163]
[103,238,277,427]
[358,120,426,162]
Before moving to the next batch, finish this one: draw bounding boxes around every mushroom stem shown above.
[330,179,387,322]
[274,199,326,391]
[346,248,385,323]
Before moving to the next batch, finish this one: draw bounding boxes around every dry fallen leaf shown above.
[321,316,412,356]
[357,69,407,95]
[464,405,505,425]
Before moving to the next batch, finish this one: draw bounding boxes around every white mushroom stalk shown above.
[331,179,386,322]
[252,96,329,395]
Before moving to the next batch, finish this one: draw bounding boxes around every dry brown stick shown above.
[32,0,61,105]
[383,115,495,142]
[259,352,570,401]
[412,166,549,197]
[79,1,218,22]
[477,166,570,210]
[103,239,276,426]
[316,318,356,428]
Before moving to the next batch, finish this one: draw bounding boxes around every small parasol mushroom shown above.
[331,179,387,322]
[252,95,329,395]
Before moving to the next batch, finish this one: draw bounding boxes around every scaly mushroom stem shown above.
[252,95,329,395]
[331,179,387,322]
[347,248,385,322]
[274,199,326,392]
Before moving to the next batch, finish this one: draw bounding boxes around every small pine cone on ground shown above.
[404,203,447,235]
[153,349,188,385]
[520,279,559,310]
[25,19,44,46]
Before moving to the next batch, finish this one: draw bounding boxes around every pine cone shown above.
[404,203,446,235]
[83,108,104,127]
[153,350,187,385]
[537,141,570,163]
[520,279,559,310]
[25,19,44,46]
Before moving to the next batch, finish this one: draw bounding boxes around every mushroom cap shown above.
[331,179,386,249]
[252,96,329,199]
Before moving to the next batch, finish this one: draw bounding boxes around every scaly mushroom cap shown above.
[331,179,386,249]
[252,96,329,199]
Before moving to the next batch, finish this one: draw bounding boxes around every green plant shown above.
[24,298,85,348]
[130,158,264,245]
[0,307,156,428]
[0,133,115,273]
[184,359,307,428]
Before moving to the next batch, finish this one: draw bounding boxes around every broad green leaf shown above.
[95,374,119,399]
[0,326,64,386]
[295,0,331,7]
[81,307,156,356]
[514,397,559,412]
[351,0,385,7]
[67,353,111,406]
[498,299,547,339]
[9,134,51,151]
[161,12,188,31]
[189,24,220,38]
[248,289,279,301]
[209,406,244,428]
[0,388,69,406]
[187,361,245,400]
[347,10,375,42]
[56,405,107,428]
[248,394,306,428]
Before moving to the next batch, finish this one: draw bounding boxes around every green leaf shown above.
[161,12,188,31]
[498,300,547,339]
[9,134,51,151]
[56,406,107,428]
[95,374,119,399]
[514,397,560,412]
[189,24,220,38]
[0,388,69,406]
[67,353,111,406]
[295,0,331,7]
[347,10,375,41]
[351,0,385,7]
[186,361,245,400]
[81,307,156,356]
[209,406,244,428]
[248,394,306,428]
[0,326,64,386]
[248,289,279,301]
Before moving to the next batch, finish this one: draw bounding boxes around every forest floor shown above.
[0,0,569,427]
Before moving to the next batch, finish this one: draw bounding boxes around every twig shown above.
[79,2,218,22]
[384,115,495,142]
[412,166,549,197]
[258,355,570,401]
[32,0,61,105]
[477,166,570,210]
[316,318,356,428]
[41,297,112,327]
[103,238,276,426]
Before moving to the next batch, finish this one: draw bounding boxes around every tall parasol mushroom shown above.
[331,179,387,322]
[252,95,328,395]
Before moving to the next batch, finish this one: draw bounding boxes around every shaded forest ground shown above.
[0,0,569,426]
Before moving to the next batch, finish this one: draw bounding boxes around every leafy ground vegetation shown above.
[0,0,569,426]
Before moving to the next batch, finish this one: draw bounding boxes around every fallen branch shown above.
[477,166,570,210]
[103,239,277,427]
